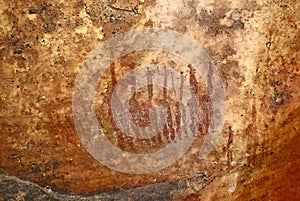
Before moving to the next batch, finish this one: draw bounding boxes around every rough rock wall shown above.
[0,0,299,200]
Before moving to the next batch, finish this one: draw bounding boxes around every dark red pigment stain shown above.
[227,126,233,164]
[95,52,212,154]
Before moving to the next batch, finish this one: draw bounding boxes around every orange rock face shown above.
[0,0,299,200]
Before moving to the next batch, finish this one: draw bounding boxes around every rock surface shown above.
[0,0,299,200]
